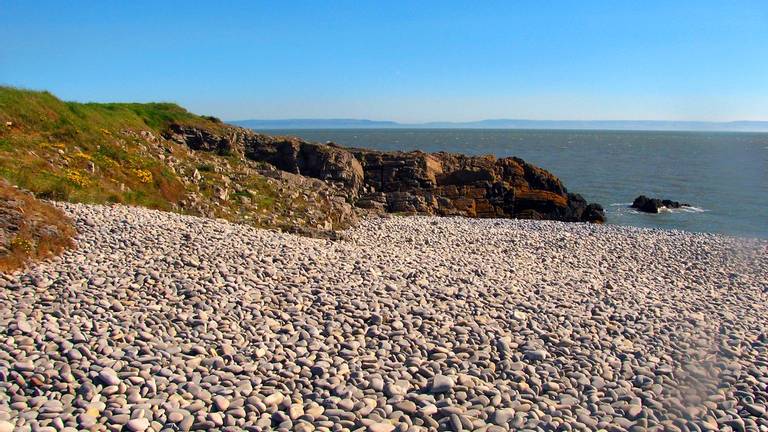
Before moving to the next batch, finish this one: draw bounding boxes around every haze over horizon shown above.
[2,1,767,123]
[231,118,768,132]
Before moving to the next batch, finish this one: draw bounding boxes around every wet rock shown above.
[632,195,689,213]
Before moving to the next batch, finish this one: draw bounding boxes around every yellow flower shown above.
[10,236,34,252]
[132,168,153,183]
[64,169,92,187]
[43,142,66,150]
[98,156,119,169]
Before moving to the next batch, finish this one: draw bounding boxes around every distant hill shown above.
[232,118,768,132]
[233,119,399,129]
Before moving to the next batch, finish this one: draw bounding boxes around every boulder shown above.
[631,195,689,213]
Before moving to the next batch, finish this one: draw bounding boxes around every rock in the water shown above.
[631,195,689,213]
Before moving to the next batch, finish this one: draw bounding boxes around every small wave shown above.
[656,205,708,214]
[677,205,707,213]
[611,203,708,214]
[608,205,642,216]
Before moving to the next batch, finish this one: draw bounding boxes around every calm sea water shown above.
[266,129,768,238]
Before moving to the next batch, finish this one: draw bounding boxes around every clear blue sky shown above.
[2,1,767,122]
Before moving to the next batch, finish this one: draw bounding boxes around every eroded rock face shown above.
[242,136,364,195]
[351,149,605,223]
[166,124,233,156]
[0,180,75,270]
[167,129,365,194]
[166,124,605,224]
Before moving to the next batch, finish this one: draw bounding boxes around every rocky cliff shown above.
[166,125,605,224]
[0,86,603,241]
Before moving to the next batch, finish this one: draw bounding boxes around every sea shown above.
[265,129,768,239]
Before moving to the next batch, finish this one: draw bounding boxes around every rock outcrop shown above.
[631,195,689,213]
[241,135,364,193]
[166,124,234,156]
[351,149,604,222]
[165,124,606,224]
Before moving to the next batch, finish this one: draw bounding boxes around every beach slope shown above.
[0,203,766,431]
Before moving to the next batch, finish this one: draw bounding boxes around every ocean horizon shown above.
[231,119,768,133]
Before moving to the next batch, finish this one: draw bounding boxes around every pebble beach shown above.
[1,203,767,432]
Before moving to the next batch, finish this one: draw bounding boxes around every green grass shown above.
[0,86,225,146]
[0,86,220,209]
[0,86,347,233]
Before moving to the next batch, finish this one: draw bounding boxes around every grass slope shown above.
[0,86,228,209]
[0,86,356,234]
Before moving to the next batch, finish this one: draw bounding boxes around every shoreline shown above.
[60,201,768,243]
[1,203,766,431]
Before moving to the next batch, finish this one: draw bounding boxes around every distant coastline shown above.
[231,118,768,132]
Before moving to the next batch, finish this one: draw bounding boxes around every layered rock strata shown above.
[166,125,605,223]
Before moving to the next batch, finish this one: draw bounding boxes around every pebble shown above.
[524,349,548,361]
[0,203,765,432]
[395,400,417,414]
[627,404,643,419]
[746,404,766,417]
[263,392,284,406]
[125,418,150,432]
[212,395,230,412]
[168,411,184,423]
[431,375,454,393]
[16,319,32,333]
[368,423,396,432]
[98,368,120,386]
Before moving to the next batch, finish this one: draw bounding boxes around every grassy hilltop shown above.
[0,87,363,269]
[0,87,357,244]
[0,87,228,208]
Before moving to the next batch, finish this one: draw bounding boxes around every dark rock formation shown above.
[351,149,604,223]
[631,195,689,213]
[240,135,364,193]
[166,124,606,224]
[166,124,233,156]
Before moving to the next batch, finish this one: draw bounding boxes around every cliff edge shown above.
[167,124,605,224]
[0,86,604,240]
